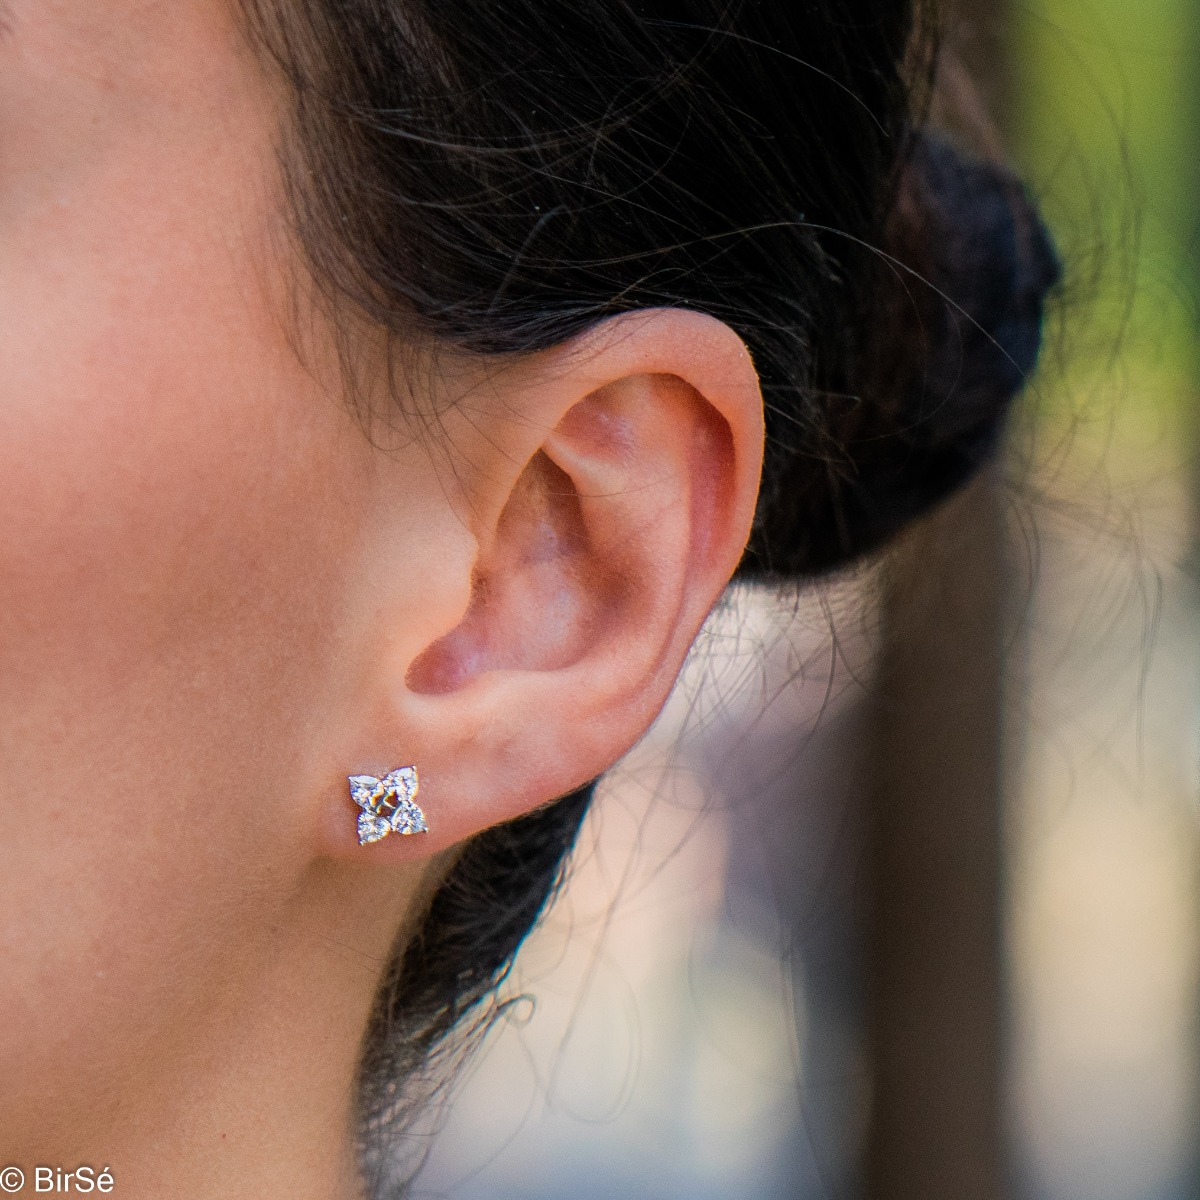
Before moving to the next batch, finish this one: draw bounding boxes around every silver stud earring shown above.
[349,765,428,844]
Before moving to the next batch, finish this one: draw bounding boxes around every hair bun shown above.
[886,131,1061,433]
[746,130,1061,578]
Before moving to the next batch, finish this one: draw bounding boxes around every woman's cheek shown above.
[0,106,367,1133]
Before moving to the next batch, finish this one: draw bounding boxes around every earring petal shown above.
[349,774,384,812]
[357,810,392,844]
[381,766,418,805]
[388,797,428,836]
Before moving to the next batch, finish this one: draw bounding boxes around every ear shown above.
[322,309,763,860]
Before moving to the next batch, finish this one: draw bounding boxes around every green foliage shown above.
[1007,0,1198,430]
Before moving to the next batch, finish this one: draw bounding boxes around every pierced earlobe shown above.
[348,766,428,844]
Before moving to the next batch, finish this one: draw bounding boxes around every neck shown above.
[8,860,425,1200]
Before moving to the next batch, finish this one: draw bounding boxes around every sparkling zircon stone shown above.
[349,765,427,845]
[357,811,392,844]
[388,798,428,836]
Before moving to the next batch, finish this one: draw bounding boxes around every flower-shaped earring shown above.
[349,765,428,844]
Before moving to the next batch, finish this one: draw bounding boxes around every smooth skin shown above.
[0,2,764,1197]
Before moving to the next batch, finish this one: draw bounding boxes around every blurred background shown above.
[412,1,1200,1196]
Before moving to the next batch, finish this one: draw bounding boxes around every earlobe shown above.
[329,310,763,861]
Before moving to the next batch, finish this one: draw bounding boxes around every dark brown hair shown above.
[239,0,1058,1191]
